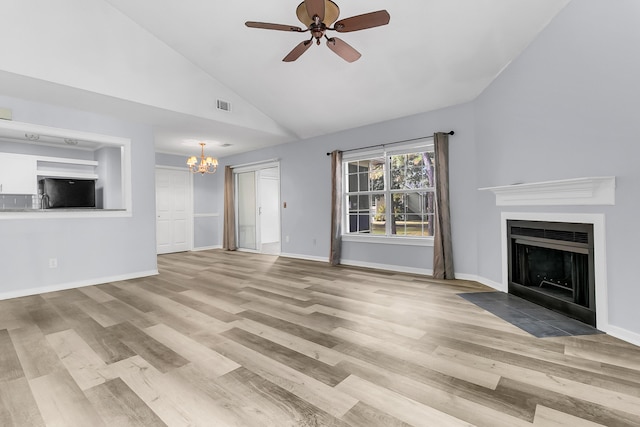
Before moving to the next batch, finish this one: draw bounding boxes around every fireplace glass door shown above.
[508,220,595,326]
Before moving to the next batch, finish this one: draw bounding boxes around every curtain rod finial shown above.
[448,131,455,135]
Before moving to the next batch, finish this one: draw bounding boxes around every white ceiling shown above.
[2,0,570,157]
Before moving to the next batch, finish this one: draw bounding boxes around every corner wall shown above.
[473,0,640,341]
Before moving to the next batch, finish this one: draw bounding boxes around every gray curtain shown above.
[329,150,343,266]
[222,165,237,251]
[433,132,454,279]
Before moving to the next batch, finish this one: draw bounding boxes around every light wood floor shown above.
[1,250,640,426]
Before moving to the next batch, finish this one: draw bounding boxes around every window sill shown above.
[0,209,131,219]
[342,234,434,247]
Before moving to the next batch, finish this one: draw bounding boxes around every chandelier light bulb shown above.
[186,143,218,174]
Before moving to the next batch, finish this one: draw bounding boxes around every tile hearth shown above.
[459,292,602,338]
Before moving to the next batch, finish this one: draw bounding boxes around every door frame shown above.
[155,166,194,253]
[232,161,281,254]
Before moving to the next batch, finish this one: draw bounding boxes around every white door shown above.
[258,168,280,254]
[156,168,191,254]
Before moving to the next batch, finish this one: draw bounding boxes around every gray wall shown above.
[96,146,122,209]
[219,102,478,275]
[0,95,157,295]
[3,0,638,340]
[216,0,640,339]
[474,0,640,334]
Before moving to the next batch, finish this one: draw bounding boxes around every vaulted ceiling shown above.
[0,0,570,157]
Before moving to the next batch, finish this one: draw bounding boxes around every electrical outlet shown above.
[313,238,317,246]
[0,108,12,121]
[285,235,290,243]
[48,258,58,268]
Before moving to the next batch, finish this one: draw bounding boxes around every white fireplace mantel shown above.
[479,176,616,206]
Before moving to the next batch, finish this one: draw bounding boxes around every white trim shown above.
[35,156,99,166]
[342,234,434,247]
[231,159,279,172]
[341,258,432,276]
[605,325,640,347]
[0,269,158,301]
[469,274,509,292]
[191,245,221,252]
[500,212,609,331]
[342,148,384,160]
[154,165,186,171]
[0,209,130,219]
[278,252,329,263]
[194,213,220,218]
[341,136,436,160]
[479,176,616,206]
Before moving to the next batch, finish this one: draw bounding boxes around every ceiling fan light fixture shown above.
[296,0,340,27]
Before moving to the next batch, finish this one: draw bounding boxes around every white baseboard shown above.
[466,274,506,292]
[340,258,433,276]
[0,269,159,301]
[278,252,329,263]
[191,245,221,252]
[602,324,640,347]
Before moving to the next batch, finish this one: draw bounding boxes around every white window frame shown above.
[341,139,435,246]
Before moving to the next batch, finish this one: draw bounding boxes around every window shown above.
[344,141,436,239]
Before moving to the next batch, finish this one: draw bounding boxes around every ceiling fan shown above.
[245,0,390,62]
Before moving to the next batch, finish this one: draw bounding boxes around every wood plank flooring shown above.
[1,249,640,426]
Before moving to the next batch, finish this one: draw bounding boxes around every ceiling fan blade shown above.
[326,37,361,62]
[245,21,303,32]
[283,40,313,62]
[334,10,390,32]
[305,0,325,22]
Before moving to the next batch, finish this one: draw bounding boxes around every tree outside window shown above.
[345,147,435,238]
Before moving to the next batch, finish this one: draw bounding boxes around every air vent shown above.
[216,99,232,112]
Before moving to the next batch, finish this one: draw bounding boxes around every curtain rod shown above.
[325,131,454,156]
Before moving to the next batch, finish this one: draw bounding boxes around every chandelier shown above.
[187,142,218,174]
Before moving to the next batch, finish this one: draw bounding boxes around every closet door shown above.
[156,168,190,254]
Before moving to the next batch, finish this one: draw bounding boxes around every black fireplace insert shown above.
[507,220,596,326]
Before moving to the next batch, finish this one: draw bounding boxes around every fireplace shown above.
[507,220,596,326]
